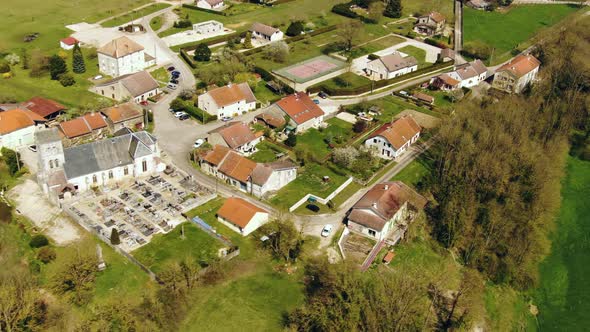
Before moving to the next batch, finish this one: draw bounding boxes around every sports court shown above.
[273,55,347,84]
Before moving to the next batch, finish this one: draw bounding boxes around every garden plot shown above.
[65,173,215,252]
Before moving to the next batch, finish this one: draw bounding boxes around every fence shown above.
[191,216,234,247]
[337,226,350,259]
[288,176,354,212]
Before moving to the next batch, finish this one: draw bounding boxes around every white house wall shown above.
[99,50,147,77]
[0,125,40,150]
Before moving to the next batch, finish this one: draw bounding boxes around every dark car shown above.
[167,66,175,71]
[306,204,320,213]
[170,79,179,84]
[171,71,181,76]
[318,91,328,99]
[179,114,190,121]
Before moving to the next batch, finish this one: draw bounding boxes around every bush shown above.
[353,119,367,133]
[174,19,192,28]
[193,43,212,62]
[0,62,10,73]
[59,74,75,87]
[332,3,359,18]
[367,53,380,60]
[110,228,121,245]
[30,234,49,248]
[0,147,23,176]
[285,132,297,147]
[37,247,57,263]
[286,21,304,37]
[49,55,67,80]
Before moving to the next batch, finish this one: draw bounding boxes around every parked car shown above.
[169,108,177,113]
[167,84,177,90]
[171,71,181,76]
[170,79,179,85]
[178,114,190,121]
[313,99,320,104]
[28,145,37,152]
[167,66,175,71]
[321,224,333,237]
[399,90,409,96]
[221,116,233,122]
[139,100,148,106]
[306,204,320,213]
[318,91,328,99]
[174,111,187,118]
[193,139,205,148]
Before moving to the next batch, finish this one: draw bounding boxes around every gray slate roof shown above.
[63,131,156,179]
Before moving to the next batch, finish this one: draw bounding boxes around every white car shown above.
[174,111,187,118]
[93,75,103,80]
[321,224,333,237]
[193,139,205,148]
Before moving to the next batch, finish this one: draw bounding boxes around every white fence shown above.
[288,176,354,212]
[337,227,350,259]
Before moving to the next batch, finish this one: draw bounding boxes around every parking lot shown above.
[65,171,216,252]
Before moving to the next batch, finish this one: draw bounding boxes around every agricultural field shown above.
[464,5,581,64]
[534,157,590,331]
[0,0,151,53]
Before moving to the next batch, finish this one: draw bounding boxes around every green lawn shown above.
[132,222,223,274]
[180,263,304,332]
[270,163,349,210]
[534,157,590,331]
[402,0,454,19]
[101,3,171,27]
[485,284,536,331]
[252,80,283,104]
[317,72,372,91]
[296,118,354,160]
[149,14,165,31]
[464,5,580,64]
[390,155,432,188]
[0,0,151,53]
[347,95,438,124]
[350,34,406,58]
[250,141,288,163]
[398,45,430,68]
[150,66,169,83]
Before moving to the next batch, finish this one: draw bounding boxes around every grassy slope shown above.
[464,5,579,62]
[534,157,590,331]
[390,155,432,188]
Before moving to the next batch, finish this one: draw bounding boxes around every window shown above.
[108,170,113,179]
[54,159,59,167]
[124,167,129,176]
[368,229,376,237]
[142,160,147,172]
[92,175,97,184]
[373,138,377,143]
[49,160,54,169]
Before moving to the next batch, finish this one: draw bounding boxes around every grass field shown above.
[132,222,223,273]
[398,45,430,68]
[149,14,164,31]
[390,154,432,188]
[0,0,151,53]
[534,157,590,331]
[296,118,354,159]
[317,72,372,91]
[101,3,171,28]
[402,0,454,20]
[250,141,289,163]
[464,5,580,64]
[350,34,406,58]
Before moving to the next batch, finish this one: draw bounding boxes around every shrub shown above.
[49,55,67,80]
[285,132,297,147]
[383,0,402,18]
[110,228,121,245]
[37,247,57,263]
[332,3,358,18]
[72,43,86,74]
[367,53,380,60]
[353,119,368,133]
[0,62,10,73]
[286,21,304,37]
[193,43,212,62]
[174,19,192,28]
[30,234,49,248]
[0,147,23,175]
[59,74,75,87]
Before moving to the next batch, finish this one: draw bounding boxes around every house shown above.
[492,54,541,94]
[275,92,324,134]
[60,37,79,50]
[196,0,224,10]
[430,60,487,90]
[217,197,269,236]
[58,113,108,143]
[412,92,434,105]
[414,12,446,36]
[201,145,297,198]
[207,122,264,156]
[365,115,421,159]
[197,83,257,118]
[250,23,283,42]
[366,53,418,80]
[0,109,47,150]
[346,181,427,241]
[467,0,490,10]
[193,20,224,34]
[92,71,160,103]
[254,105,287,129]
[101,103,144,132]
[36,128,164,199]
[97,36,155,77]
[22,97,66,120]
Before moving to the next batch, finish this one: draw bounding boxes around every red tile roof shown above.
[217,122,257,149]
[60,37,78,46]
[217,197,268,228]
[0,109,46,135]
[275,92,324,125]
[369,116,421,150]
[218,151,257,183]
[22,96,66,118]
[202,145,231,166]
[497,54,541,78]
[207,83,256,108]
[58,113,107,139]
[103,103,143,123]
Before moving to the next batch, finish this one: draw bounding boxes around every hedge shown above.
[307,61,453,96]
[182,3,230,16]
[331,3,358,18]
[180,48,197,68]
[184,102,217,123]
[424,38,448,49]
[254,66,295,94]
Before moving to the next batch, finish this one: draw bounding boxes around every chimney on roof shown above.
[384,184,389,190]
[372,202,378,209]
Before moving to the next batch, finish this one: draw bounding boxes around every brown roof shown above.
[348,181,427,231]
[435,73,460,87]
[497,54,541,78]
[250,22,280,36]
[0,109,46,135]
[250,160,296,186]
[102,103,143,123]
[97,71,159,97]
[206,83,256,108]
[60,37,78,46]
[59,113,107,139]
[218,151,257,183]
[454,59,487,80]
[276,92,324,125]
[428,11,445,23]
[369,116,421,150]
[217,197,268,228]
[217,122,257,149]
[203,145,231,166]
[412,92,434,104]
[22,96,66,118]
[377,53,418,72]
[97,36,144,58]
